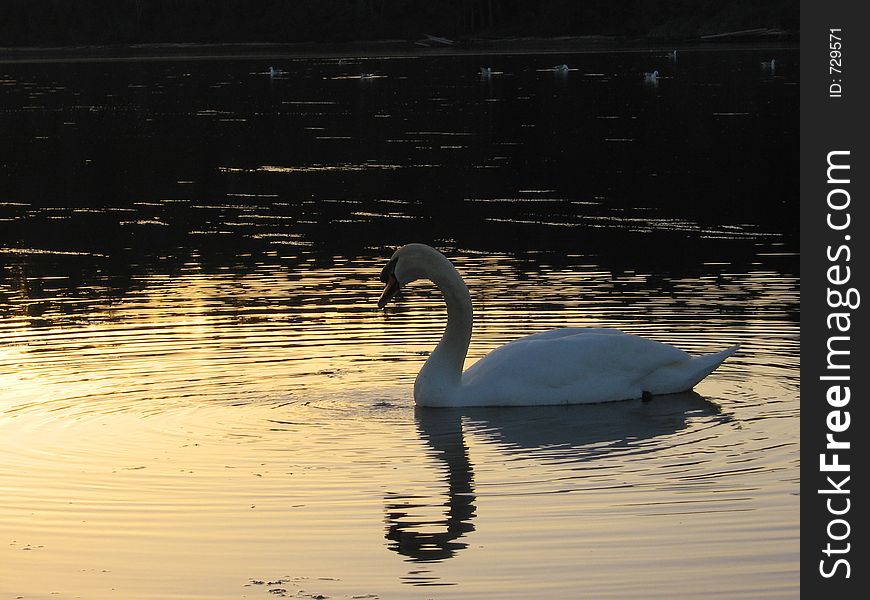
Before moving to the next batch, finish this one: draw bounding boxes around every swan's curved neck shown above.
[415,258,472,402]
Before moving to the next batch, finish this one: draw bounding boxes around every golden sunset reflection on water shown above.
[1,252,798,599]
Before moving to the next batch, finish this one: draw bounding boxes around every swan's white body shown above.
[378,244,738,408]
[480,66,493,78]
[761,59,776,71]
[644,70,659,83]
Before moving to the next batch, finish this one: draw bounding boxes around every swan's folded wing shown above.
[461,330,694,404]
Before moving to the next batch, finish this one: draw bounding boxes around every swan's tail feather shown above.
[641,344,739,395]
[683,344,739,389]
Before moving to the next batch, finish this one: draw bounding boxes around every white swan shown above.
[268,66,283,78]
[644,69,659,83]
[377,244,738,407]
[761,59,776,71]
[480,66,492,78]
[555,63,570,73]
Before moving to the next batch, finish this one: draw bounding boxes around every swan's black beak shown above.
[378,258,400,309]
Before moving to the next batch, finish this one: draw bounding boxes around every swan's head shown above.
[378,243,450,309]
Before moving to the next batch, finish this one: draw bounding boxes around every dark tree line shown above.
[0,0,797,47]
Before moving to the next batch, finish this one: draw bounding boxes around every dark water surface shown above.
[1,48,797,599]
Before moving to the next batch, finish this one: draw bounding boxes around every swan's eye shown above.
[380,258,398,284]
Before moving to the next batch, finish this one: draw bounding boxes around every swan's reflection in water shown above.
[385,408,478,562]
[385,392,729,568]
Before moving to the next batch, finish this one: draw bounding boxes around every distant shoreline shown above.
[1,34,798,64]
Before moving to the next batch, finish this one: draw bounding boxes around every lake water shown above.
[1,47,798,599]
